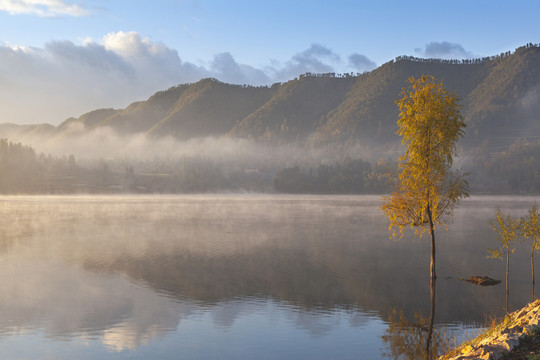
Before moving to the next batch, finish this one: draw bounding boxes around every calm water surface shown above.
[0,194,538,359]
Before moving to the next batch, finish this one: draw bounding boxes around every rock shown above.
[478,335,498,346]
[530,305,540,315]
[489,332,520,352]
[501,337,520,351]
[515,308,529,318]
[459,275,501,286]
[508,324,523,333]
[440,300,540,360]
[477,345,499,360]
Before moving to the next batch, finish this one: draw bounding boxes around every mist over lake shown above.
[1,1,538,358]
[0,194,537,359]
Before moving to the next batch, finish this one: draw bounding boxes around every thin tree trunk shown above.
[425,276,436,359]
[506,247,510,313]
[426,202,437,359]
[427,204,436,283]
[532,246,535,301]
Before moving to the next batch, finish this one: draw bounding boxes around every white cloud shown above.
[415,41,475,59]
[211,52,270,85]
[272,43,341,80]
[0,0,90,17]
[103,31,166,57]
[0,33,375,125]
[348,53,376,72]
[0,32,207,125]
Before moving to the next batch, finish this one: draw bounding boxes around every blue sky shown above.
[0,0,538,125]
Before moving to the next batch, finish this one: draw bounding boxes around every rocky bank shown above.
[442,300,540,360]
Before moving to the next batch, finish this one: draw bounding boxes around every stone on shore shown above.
[441,299,540,360]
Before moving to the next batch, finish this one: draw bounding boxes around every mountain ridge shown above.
[1,43,539,153]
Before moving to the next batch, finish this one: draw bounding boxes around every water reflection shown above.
[383,309,444,360]
[0,253,190,349]
[0,195,537,359]
[383,279,441,360]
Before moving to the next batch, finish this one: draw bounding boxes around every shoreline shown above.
[441,300,540,359]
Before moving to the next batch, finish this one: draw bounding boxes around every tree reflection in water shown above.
[382,280,449,360]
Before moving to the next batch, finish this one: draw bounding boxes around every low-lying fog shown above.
[1,122,397,166]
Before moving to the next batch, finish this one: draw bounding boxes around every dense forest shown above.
[0,138,393,194]
[1,137,538,194]
[273,158,394,194]
[0,43,539,194]
[0,138,266,193]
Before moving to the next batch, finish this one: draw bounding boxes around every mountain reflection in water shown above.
[0,195,537,359]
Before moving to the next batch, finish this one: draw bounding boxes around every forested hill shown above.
[2,43,539,151]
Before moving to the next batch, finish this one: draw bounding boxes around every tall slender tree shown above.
[382,75,468,286]
[488,208,520,313]
[520,203,540,300]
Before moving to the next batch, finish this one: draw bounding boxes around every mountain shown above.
[229,74,356,142]
[464,45,540,142]
[316,56,490,145]
[1,43,539,153]
[146,79,274,139]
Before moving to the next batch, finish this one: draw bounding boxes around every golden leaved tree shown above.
[488,208,520,313]
[382,75,469,285]
[519,203,540,301]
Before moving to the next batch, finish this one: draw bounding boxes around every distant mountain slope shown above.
[1,44,538,154]
[229,75,356,141]
[464,45,540,142]
[0,122,56,139]
[57,108,120,133]
[147,78,274,139]
[88,84,192,134]
[316,58,491,144]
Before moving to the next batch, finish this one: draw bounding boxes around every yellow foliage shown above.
[488,208,520,258]
[521,202,540,250]
[382,75,469,239]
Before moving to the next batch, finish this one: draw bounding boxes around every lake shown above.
[0,194,538,359]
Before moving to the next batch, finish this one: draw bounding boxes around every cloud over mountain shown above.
[273,44,341,80]
[0,32,374,125]
[415,41,475,59]
[210,52,270,85]
[348,53,377,72]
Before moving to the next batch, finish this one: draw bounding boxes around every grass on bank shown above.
[439,314,513,359]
